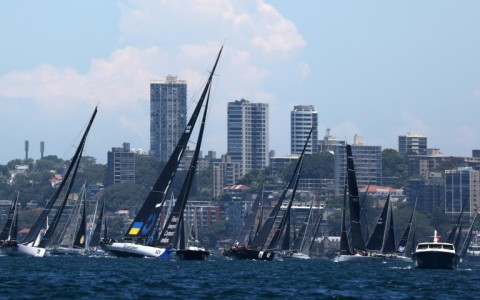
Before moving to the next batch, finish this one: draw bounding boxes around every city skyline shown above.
[2,1,480,164]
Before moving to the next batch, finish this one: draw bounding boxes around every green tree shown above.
[198,219,228,248]
[35,155,64,172]
[0,165,9,178]
[430,208,453,237]
[282,152,334,183]
[7,159,23,170]
[134,155,164,189]
[101,182,149,215]
[74,163,106,192]
[194,168,212,197]
[382,149,407,188]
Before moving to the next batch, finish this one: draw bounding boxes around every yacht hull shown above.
[333,254,384,262]
[4,244,46,257]
[223,248,274,261]
[176,249,210,261]
[413,251,459,269]
[106,242,173,258]
[48,247,85,256]
[290,252,311,259]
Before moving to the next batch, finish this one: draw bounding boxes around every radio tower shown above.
[24,140,29,161]
[40,141,45,159]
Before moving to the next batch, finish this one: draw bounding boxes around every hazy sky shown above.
[2,1,480,164]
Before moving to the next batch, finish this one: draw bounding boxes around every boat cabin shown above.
[416,243,454,251]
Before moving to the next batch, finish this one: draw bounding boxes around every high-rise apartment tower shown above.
[106,142,135,186]
[227,99,269,175]
[150,75,187,162]
[290,105,318,154]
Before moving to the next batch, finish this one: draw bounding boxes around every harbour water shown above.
[0,255,478,299]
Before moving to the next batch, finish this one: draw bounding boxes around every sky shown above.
[1,1,480,165]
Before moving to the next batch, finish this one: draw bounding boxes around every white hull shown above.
[106,242,173,258]
[333,254,384,262]
[4,244,46,257]
[86,248,108,257]
[395,255,413,262]
[47,246,86,256]
[290,252,311,259]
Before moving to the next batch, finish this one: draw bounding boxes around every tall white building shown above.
[150,75,187,162]
[227,99,269,175]
[290,105,318,154]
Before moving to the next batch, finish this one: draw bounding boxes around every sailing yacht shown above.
[223,128,313,261]
[105,46,223,258]
[0,192,20,255]
[175,216,210,260]
[7,107,97,257]
[88,198,108,256]
[163,73,213,261]
[334,144,383,262]
[395,199,417,262]
[460,213,478,262]
[288,200,326,259]
[49,184,88,256]
[361,193,401,260]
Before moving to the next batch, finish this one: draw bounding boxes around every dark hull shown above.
[223,248,274,261]
[413,251,460,269]
[176,249,210,261]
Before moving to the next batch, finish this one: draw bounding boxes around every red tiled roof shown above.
[359,185,399,192]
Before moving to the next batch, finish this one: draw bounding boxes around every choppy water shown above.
[0,254,478,299]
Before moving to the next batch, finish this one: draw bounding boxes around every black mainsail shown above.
[123,46,223,245]
[89,198,105,248]
[460,212,478,258]
[267,160,303,251]
[235,190,262,246]
[366,194,390,251]
[346,144,366,252]
[381,197,396,254]
[22,107,97,246]
[290,198,314,253]
[156,74,212,249]
[38,138,86,248]
[249,127,312,250]
[0,192,19,241]
[397,198,417,255]
[249,178,292,250]
[446,198,468,244]
[454,222,463,253]
[73,193,87,250]
[360,180,371,242]
[307,202,326,256]
[339,179,351,255]
[281,212,291,251]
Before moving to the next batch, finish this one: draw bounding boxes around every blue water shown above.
[0,255,478,299]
